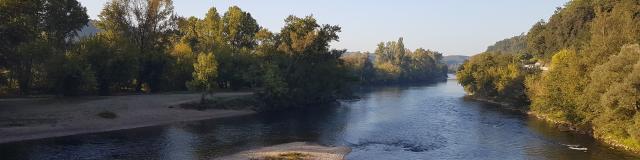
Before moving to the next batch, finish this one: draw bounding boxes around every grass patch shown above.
[253,152,310,160]
[97,111,117,119]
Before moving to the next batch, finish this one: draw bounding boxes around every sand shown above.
[216,142,351,160]
[0,92,256,144]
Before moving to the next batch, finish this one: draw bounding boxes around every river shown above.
[1,79,639,160]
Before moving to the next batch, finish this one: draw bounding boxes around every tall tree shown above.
[259,15,350,109]
[42,0,89,49]
[97,0,177,92]
[215,6,260,89]
[0,0,88,95]
[0,0,42,55]
[199,7,223,52]
[222,6,260,50]
[0,0,43,95]
[189,52,218,103]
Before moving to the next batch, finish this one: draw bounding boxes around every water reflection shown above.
[0,80,639,160]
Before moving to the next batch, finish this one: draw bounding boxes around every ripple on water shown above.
[349,134,447,153]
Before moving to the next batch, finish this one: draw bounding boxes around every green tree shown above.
[167,42,196,90]
[0,0,88,95]
[47,47,96,96]
[9,40,52,95]
[42,0,89,49]
[189,52,218,103]
[457,52,528,105]
[79,36,136,95]
[341,52,375,84]
[371,38,447,84]
[100,0,177,92]
[581,45,640,147]
[222,6,260,49]
[0,0,42,62]
[258,15,351,109]
[198,7,224,52]
[215,6,260,90]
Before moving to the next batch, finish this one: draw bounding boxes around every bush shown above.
[47,51,96,96]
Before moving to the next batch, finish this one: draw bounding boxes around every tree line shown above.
[342,37,448,85]
[0,0,449,110]
[0,0,354,110]
[457,0,640,151]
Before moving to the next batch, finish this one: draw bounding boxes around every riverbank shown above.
[528,110,640,154]
[0,92,256,144]
[463,95,529,113]
[466,95,640,154]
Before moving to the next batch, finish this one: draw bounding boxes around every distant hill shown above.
[77,20,99,38]
[343,51,375,61]
[443,55,468,65]
[443,55,469,73]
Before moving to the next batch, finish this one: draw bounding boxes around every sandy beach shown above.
[0,92,256,144]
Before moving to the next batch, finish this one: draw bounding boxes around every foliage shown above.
[168,42,195,90]
[457,52,530,104]
[47,50,97,96]
[78,36,136,95]
[0,1,355,112]
[172,6,262,90]
[526,0,640,133]
[525,0,595,61]
[188,52,218,104]
[486,34,528,54]
[41,0,89,48]
[6,40,52,95]
[357,38,447,84]
[256,64,289,108]
[0,0,89,95]
[341,52,375,84]
[97,0,178,92]
[257,15,352,109]
[587,45,640,145]
[0,2,357,113]
[188,52,218,92]
[527,49,586,122]
[461,0,640,151]
[222,6,260,50]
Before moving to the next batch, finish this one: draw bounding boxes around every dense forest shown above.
[0,0,447,110]
[457,0,640,151]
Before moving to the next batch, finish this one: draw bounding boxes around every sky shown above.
[79,0,569,56]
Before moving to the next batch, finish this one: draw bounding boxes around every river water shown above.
[1,79,639,160]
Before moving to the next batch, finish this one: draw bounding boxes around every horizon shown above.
[78,0,569,56]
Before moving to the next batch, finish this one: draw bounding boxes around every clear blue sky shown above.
[79,0,569,56]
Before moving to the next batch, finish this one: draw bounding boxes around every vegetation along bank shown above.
[457,0,640,153]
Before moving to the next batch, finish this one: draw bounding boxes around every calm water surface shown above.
[1,79,639,160]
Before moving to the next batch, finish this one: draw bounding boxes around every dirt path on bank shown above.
[0,92,255,143]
